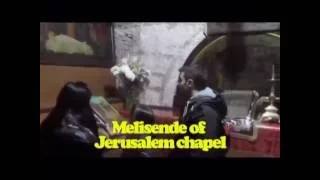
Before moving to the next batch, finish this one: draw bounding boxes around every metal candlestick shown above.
[260,63,280,123]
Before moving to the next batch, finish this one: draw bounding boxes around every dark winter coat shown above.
[169,87,229,158]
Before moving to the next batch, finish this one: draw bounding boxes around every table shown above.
[118,108,280,157]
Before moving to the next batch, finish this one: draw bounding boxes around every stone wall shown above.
[114,23,206,106]
[207,23,280,35]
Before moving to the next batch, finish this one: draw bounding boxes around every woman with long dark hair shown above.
[40,81,101,157]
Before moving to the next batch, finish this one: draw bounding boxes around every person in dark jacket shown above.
[40,81,102,158]
[169,66,229,158]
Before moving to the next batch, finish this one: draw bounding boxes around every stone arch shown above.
[173,33,280,109]
[184,33,279,94]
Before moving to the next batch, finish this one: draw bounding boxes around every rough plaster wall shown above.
[114,23,206,106]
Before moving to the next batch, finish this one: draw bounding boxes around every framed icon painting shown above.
[40,23,115,68]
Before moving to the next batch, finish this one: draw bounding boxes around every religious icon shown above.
[90,96,127,137]
[40,23,114,67]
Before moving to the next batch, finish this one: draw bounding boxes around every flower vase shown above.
[125,90,140,112]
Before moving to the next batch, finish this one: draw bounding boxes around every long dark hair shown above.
[40,81,98,137]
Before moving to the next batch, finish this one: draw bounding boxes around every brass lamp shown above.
[260,63,280,123]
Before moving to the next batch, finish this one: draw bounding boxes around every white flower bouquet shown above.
[110,56,151,110]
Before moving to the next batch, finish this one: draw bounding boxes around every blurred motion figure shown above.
[121,104,155,157]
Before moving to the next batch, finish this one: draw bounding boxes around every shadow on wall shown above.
[223,23,247,82]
